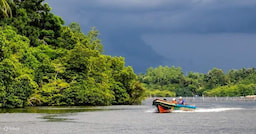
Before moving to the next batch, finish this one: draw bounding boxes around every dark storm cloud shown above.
[142,33,256,73]
[46,0,256,73]
[47,0,256,33]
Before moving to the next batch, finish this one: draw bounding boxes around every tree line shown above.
[0,0,145,108]
[138,66,256,97]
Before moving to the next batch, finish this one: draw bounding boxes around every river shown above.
[0,97,256,134]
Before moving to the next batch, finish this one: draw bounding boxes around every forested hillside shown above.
[138,66,256,97]
[0,0,145,108]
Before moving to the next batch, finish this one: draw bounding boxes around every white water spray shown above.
[173,108,244,113]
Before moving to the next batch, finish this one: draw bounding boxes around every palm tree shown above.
[0,0,12,18]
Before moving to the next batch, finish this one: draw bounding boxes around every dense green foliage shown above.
[0,0,145,108]
[0,0,13,18]
[139,66,256,97]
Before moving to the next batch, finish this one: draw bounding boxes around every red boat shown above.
[152,99,196,113]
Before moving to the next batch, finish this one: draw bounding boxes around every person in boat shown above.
[171,98,177,104]
[178,97,186,105]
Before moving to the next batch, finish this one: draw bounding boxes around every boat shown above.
[152,98,196,113]
[246,95,256,100]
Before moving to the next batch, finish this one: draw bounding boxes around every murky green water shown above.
[0,98,256,134]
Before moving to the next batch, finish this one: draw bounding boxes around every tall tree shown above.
[204,68,227,89]
[69,22,81,33]
[0,0,12,18]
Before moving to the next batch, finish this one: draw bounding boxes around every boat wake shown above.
[145,108,157,113]
[145,107,244,113]
[174,108,243,113]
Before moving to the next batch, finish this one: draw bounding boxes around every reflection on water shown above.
[0,106,116,114]
[40,114,73,122]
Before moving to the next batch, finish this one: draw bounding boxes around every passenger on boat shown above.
[178,97,186,105]
[171,98,177,104]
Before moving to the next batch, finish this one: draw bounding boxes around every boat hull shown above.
[175,104,196,111]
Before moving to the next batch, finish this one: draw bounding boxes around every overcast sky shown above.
[46,0,256,73]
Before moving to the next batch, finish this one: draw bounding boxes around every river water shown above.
[0,97,256,134]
